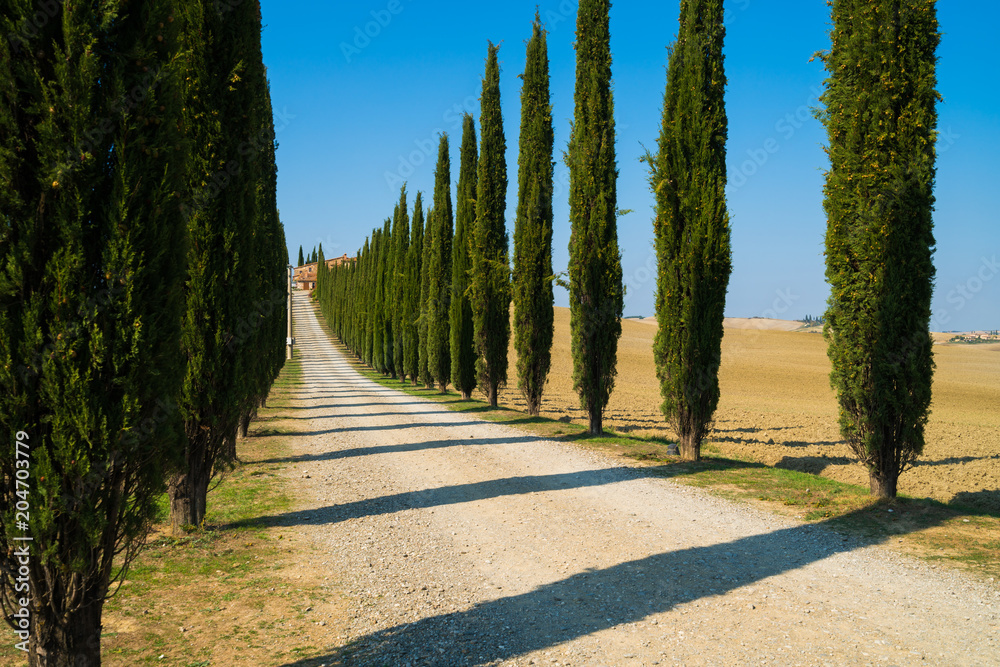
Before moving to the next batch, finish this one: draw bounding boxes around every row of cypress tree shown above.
[0,0,287,663]
[315,16,555,416]
[319,0,938,499]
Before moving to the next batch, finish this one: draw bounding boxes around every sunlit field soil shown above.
[496,308,1000,512]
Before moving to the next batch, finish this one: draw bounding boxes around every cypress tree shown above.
[361,236,374,365]
[472,42,511,408]
[648,0,731,461]
[0,1,187,660]
[418,203,434,387]
[298,245,305,266]
[380,217,394,377]
[427,135,454,391]
[171,0,279,532]
[450,114,479,400]
[371,224,387,374]
[405,192,425,384]
[816,0,939,497]
[236,55,286,438]
[513,16,555,416]
[567,0,623,434]
[391,186,410,380]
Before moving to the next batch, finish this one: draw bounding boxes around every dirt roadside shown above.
[275,292,999,666]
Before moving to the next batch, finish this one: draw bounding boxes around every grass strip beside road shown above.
[95,357,340,667]
[318,315,1000,581]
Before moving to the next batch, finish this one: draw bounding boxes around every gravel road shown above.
[279,293,999,666]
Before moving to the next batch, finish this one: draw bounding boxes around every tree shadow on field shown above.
[913,454,1000,467]
[225,465,653,531]
[775,455,855,475]
[949,490,1000,517]
[779,439,847,448]
[278,504,953,667]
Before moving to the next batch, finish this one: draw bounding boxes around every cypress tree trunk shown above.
[451,114,479,400]
[513,16,555,417]
[0,2,187,662]
[428,135,454,392]
[649,0,731,462]
[168,433,212,533]
[817,0,939,498]
[567,0,622,434]
[472,43,511,408]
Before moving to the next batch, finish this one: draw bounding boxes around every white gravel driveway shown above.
[277,292,998,666]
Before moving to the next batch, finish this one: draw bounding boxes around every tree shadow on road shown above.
[224,465,653,531]
[277,503,952,667]
[253,435,540,466]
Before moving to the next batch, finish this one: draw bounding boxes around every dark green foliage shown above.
[391,186,410,380]
[450,114,479,400]
[419,203,434,387]
[472,43,511,408]
[298,245,305,266]
[0,0,187,659]
[648,0,731,461]
[371,223,389,374]
[816,0,939,497]
[379,217,394,377]
[171,0,286,532]
[513,16,555,417]
[405,193,425,383]
[567,0,622,434]
[427,135,454,391]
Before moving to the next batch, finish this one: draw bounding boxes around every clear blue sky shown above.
[260,0,998,332]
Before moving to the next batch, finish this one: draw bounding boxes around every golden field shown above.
[496,307,1000,511]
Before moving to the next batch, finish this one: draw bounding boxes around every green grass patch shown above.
[89,355,335,666]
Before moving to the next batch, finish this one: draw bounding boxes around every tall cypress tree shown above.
[391,186,410,380]
[298,245,305,266]
[0,1,187,660]
[567,0,622,434]
[513,16,555,417]
[371,223,388,374]
[427,135,454,391]
[171,0,276,533]
[418,203,435,388]
[450,114,479,400]
[405,192,425,384]
[648,0,731,461]
[380,217,395,377]
[472,42,511,408]
[817,0,939,497]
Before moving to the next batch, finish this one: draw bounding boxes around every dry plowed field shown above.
[495,309,1000,511]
